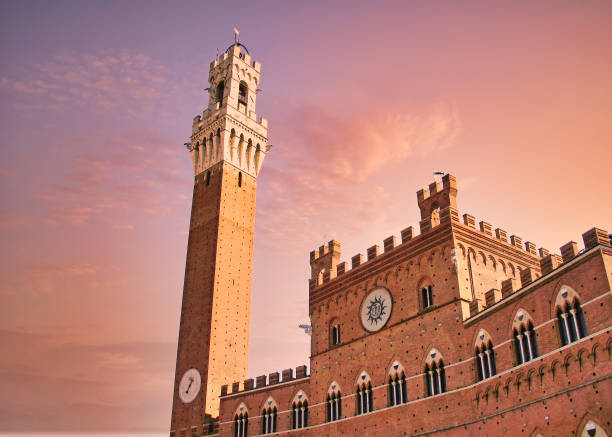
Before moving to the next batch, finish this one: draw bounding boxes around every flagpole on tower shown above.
[234,27,240,44]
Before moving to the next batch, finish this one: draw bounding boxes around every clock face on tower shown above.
[178,368,201,403]
[359,288,393,332]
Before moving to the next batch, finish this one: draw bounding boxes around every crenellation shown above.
[281,368,293,382]
[243,378,254,391]
[463,214,476,228]
[310,240,341,285]
[540,253,563,275]
[520,266,539,287]
[501,277,517,297]
[538,247,550,258]
[582,227,610,249]
[560,241,579,262]
[367,245,380,261]
[524,241,537,255]
[484,288,502,307]
[479,221,492,235]
[510,234,522,249]
[295,365,308,379]
[268,372,279,385]
[469,298,482,317]
[383,235,396,252]
[351,253,364,269]
[495,228,507,243]
[336,261,347,276]
[255,375,266,388]
[428,180,441,195]
[401,226,415,243]
[439,205,459,223]
[231,382,240,394]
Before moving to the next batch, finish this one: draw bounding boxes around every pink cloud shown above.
[256,103,460,249]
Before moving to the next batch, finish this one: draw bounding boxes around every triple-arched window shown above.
[388,361,407,406]
[261,403,277,434]
[355,372,373,415]
[513,310,538,365]
[233,405,248,437]
[556,287,588,346]
[291,391,308,429]
[326,383,342,422]
[475,329,497,380]
[424,349,446,396]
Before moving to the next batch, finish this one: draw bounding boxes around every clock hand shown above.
[186,377,194,393]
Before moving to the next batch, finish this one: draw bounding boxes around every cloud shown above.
[256,103,461,249]
[34,132,191,228]
[4,50,193,122]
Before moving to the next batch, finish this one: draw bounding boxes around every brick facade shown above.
[171,41,612,437]
[214,174,612,437]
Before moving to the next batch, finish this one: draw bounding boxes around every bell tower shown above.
[170,40,269,436]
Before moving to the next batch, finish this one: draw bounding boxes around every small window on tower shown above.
[238,172,242,187]
[238,81,248,108]
[206,171,211,186]
[330,321,341,346]
[216,81,225,107]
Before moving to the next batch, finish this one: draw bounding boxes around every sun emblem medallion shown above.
[359,288,393,332]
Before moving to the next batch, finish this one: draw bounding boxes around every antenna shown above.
[233,27,240,44]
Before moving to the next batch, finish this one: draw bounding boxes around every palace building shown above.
[170,40,612,437]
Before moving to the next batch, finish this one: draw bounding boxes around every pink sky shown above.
[1,0,611,432]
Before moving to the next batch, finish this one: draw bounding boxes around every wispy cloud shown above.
[256,103,461,248]
[2,51,185,119]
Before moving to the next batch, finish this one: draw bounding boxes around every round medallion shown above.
[359,287,393,332]
[179,368,201,403]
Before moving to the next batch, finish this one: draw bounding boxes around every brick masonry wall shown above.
[216,245,612,436]
[171,161,257,432]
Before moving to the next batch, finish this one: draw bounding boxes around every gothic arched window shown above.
[475,330,497,380]
[388,361,407,406]
[355,372,373,415]
[261,406,277,434]
[233,412,248,437]
[291,391,308,429]
[512,310,538,365]
[556,287,587,346]
[424,349,446,397]
[326,383,342,422]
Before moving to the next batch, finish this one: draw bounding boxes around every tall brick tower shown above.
[170,40,269,435]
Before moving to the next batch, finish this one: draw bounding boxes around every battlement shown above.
[308,224,425,290]
[417,173,459,233]
[309,240,341,286]
[467,226,610,317]
[460,212,547,259]
[209,43,261,73]
[220,365,309,397]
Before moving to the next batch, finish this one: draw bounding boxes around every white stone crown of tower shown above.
[188,43,269,178]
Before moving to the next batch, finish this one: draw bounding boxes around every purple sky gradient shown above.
[1,0,611,431]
